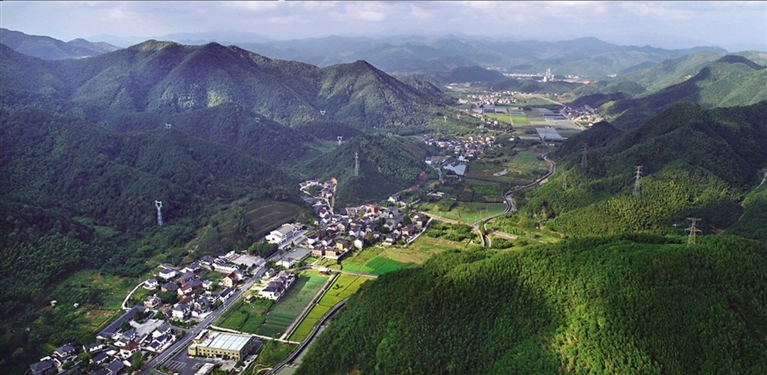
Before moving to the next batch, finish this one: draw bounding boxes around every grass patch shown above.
[421,201,506,224]
[407,235,467,254]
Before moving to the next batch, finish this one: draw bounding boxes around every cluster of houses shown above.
[560,104,601,125]
[423,134,495,162]
[307,202,429,254]
[29,245,285,375]
[257,271,296,300]
[29,307,177,375]
[146,258,258,322]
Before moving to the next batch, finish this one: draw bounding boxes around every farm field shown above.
[288,274,372,342]
[406,235,468,254]
[510,114,532,126]
[215,299,273,333]
[257,272,329,338]
[421,202,506,224]
[340,247,412,275]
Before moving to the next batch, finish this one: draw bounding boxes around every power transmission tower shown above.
[685,217,702,247]
[155,200,163,226]
[580,143,588,169]
[633,166,643,197]
[562,174,567,191]
[354,152,359,177]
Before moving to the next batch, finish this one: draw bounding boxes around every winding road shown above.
[474,152,556,247]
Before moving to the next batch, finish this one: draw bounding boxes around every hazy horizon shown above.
[2,1,766,52]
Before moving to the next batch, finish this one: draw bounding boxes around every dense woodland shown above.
[297,235,767,375]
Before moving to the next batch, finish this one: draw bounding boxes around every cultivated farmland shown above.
[288,274,372,342]
[257,272,329,338]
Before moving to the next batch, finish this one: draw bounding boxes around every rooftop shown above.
[201,332,253,351]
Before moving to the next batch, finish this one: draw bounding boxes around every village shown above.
[28,176,434,375]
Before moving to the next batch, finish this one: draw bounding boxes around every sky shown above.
[2,1,766,51]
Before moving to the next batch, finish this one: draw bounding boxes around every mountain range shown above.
[4,28,732,77]
[0,28,119,60]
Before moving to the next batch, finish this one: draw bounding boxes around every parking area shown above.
[164,352,211,375]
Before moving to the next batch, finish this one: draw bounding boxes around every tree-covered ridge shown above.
[0,107,295,232]
[511,101,767,238]
[297,235,767,375]
[304,134,432,206]
[0,40,446,133]
[604,56,767,129]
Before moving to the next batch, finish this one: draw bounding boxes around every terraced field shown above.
[288,274,372,342]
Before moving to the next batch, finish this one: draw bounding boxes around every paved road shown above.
[121,280,149,310]
[474,152,556,247]
[139,275,260,375]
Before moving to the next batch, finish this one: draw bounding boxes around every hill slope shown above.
[0,41,445,134]
[303,134,432,206]
[605,56,767,129]
[297,235,767,375]
[512,101,767,239]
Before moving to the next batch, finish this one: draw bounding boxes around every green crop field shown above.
[256,273,329,338]
[216,299,273,333]
[289,274,374,342]
[484,113,513,125]
[510,114,532,126]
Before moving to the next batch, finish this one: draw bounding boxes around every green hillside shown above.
[304,134,432,206]
[297,235,767,375]
[512,101,767,238]
[620,50,724,93]
[0,105,301,371]
[606,56,767,129]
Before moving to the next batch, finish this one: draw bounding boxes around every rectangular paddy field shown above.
[288,274,372,342]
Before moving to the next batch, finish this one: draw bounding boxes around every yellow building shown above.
[188,330,260,360]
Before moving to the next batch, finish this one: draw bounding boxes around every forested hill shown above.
[297,235,767,375]
[603,56,767,129]
[512,101,767,239]
[303,134,432,206]
[0,106,294,233]
[0,40,448,133]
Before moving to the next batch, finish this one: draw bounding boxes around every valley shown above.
[2,21,767,375]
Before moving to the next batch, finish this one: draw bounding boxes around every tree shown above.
[132,351,144,369]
